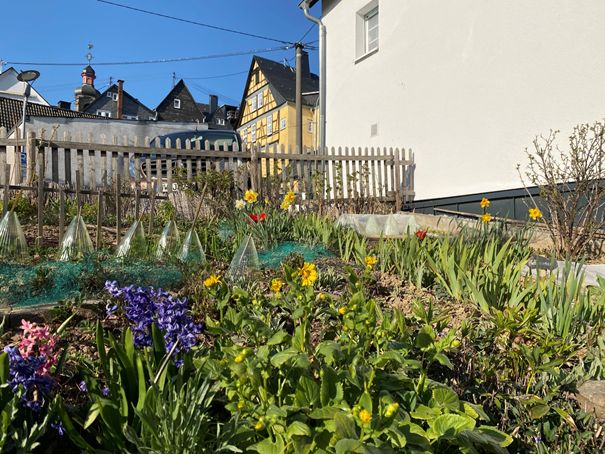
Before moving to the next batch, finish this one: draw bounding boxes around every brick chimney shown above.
[209,94,218,114]
[117,80,124,119]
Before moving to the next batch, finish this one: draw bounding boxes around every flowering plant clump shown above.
[280,191,296,210]
[235,199,246,210]
[248,212,267,223]
[105,281,201,355]
[18,320,59,375]
[416,230,428,241]
[3,345,54,411]
[270,278,284,294]
[364,255,378,270]
[298,262,318,287]
[204,274,221,288]
[480,197,491,209]
[244,189,258,204]
[480,197,493,224]
[481,213,492,223]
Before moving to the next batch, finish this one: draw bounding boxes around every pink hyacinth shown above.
[18,319,59,375]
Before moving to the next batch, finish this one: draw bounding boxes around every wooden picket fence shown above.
[0,128,414,246]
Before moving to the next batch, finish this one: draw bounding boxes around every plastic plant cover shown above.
[383,214,403,238]
[363,215,384,238]
[156,220,181,259]
[116,220,148,259]
[226,234,260,282]
[59,215,94,261]
[178,228,206,264]
[0,211,28,260]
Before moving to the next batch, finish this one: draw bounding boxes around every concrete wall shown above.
[321,0,605,200]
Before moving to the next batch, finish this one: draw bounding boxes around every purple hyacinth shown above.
[51,421,65,436]
[78,380,88,393]
[3,346,54,411]
[104,281,202,357]
[101,386,110,397]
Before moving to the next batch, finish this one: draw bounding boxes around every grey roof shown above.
[253,56,319,106]
[0,97,102,133]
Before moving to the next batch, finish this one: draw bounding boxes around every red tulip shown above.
[416,230,427,240]
[249,213,259,222]
[259,212,267,221]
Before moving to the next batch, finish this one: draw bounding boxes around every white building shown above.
[0,67,48,106]
[311,0,605,202]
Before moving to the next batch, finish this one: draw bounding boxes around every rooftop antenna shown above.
[172,72,176,88]
[86,43,94,65]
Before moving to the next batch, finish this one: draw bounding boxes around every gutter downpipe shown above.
[301,2,326,153]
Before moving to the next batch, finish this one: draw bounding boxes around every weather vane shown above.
[86,43,94,64]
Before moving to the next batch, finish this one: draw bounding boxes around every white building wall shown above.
[322,0,605,200]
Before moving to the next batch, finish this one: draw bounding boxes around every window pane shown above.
[365,8,379,53]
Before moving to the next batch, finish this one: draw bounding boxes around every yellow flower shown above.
[234,354,245,364]
[299,262,318,287]
[364,255,378,269]
[237,400,245,410]
[244,189,258,204]
[284,191,296,204]
[528,207,543,221]
[338,306,347,315]
[480,197,490,209]
[481,213,492,223]
[385,402,399,418]
[318,292,328,301]
[204,274,221,288]
[255,418,265,431]
[271,278,284,294]
[235,199,245,210]
[280,200,290,210]
[359,409,372,424]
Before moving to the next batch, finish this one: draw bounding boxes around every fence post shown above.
[115,172,121,243]
[250,145,259,192]
[26,132,36,186]
[58,187,65,246]
[393,148,402,212]
[36,142,44,248]
[2,164,10,215]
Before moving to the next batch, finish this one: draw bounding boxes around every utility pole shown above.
[295,43,304,154]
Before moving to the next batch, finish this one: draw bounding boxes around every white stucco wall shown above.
[0,68,49,105]
[322,0,605,200]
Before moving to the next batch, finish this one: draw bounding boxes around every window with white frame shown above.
[123,114,139,120]
[173,98,181,109]
[106,92,113,98]
[280,118,287,130]
[355,1,379,60]
[216,118,225,126]
[97,110,111,117]
[251,96,257,112]
[251,124,257,141]
[267,113,273,135]
[257,92,264,109]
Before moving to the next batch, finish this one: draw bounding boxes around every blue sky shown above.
[0,0,320,108]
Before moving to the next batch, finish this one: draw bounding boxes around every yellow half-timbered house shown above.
[237,54,319,151]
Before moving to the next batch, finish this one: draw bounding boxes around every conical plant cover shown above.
[364,215,383,238]
[59,215,93,261]
[383,214,403,238]
[0,211,28,260]
[226,234,260,282]
[218,222,234,241]
[116,220,148,259]
[404,216,418,235]
[178,228,206,264]
[156,220,181,259]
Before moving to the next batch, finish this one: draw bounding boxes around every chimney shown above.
[117,80,124,119]
[209,94,218,114]
[57,100,71,110]
[300,50,310,76]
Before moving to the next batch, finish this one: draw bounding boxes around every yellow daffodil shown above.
[364,255,378,269]
[284,191,296,204]
[204,274,221,288]
[385,402,399,418]
[359,409,372,424]
[338,306,347,315]
[235,199,245,210]
[480,197,490,209]
[280,200,290,210]
[271,278,284,294]
[244,189,258,204]
[481,213,492,223]
[529,207,543,220]
[299,262,318,287]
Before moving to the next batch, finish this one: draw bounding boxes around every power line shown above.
[96,0,295,46]
[5,46,289,67]
[180,70,249,80]
[187,81,240,105]
[299,24,315,43]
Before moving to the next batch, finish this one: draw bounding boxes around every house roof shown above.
[0,67,50,106]
[253,56,319,106]
[156,80,204,115]
[0,97,102,133]
[86,84,155,115]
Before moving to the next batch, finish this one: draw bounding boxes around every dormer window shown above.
[174,98,181,109]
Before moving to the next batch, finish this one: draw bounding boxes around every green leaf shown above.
[95,321,108,375]
[430,387,460,412]
[476,426,513,447]
[359,392,372,414]
[432,352,453,370]
[270,348,299,368]
[0,352,8,384]
[316,341,341,365]
[427,414,476,440]
[411,404,442,420]
[335,438,364,454]
[415,328,433,349]
[320,366,339,406]
[135,355,147,411]
[267,330,291,346]
[83,402,101,429]
[528,403,550,420]
[334,412,357,440]
[310,406,341,420]
[287,421,312,437]
[295,375,320,407]
[292,325,309,352]
[249,437,285,454]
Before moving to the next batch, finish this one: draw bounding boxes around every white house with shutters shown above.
[310,0,605,201]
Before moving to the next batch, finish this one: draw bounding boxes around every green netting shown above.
[116,220,148,259]
[0,211,28,260]
[258,242,334,268]
[59,215,94,261]
[178,229,206,264]
[226,235,259,282]
[0,256,183,308]
[156,220,181,259]
[218,222,235,241]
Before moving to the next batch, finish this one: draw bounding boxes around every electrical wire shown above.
[96,0,295,46]
[180,70,249,80]
[5,46,289,67]
[299,24,315,43]
[187,81,240,105]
